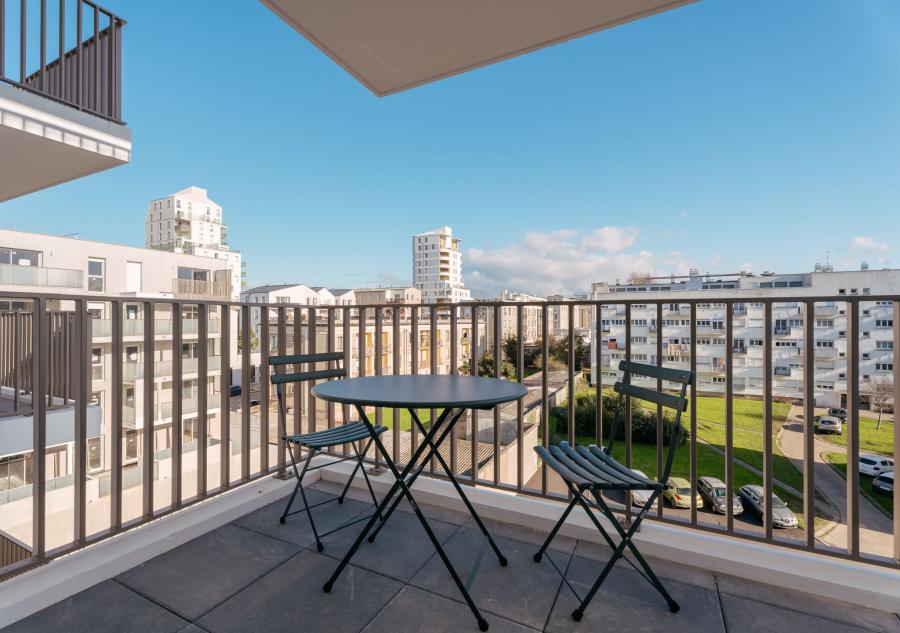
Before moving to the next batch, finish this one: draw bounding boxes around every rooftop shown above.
[7,479,898,633]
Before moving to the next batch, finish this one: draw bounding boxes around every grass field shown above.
[368,408,438,432]
[823,452,894,516]
[818,417,895,457]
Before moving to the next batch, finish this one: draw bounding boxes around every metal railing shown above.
[0,0,125,123]
[0,289,897,581]
[0,262,82,288]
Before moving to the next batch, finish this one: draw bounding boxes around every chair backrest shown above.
[605,360,693,483]
[269,351,345,437]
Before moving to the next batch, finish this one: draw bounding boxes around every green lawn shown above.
[371,408,439,432]
[818,417,895,457]
[823,452,894,516]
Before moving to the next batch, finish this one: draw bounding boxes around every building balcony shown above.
[0,2,130,202]
[172,278,232,300]
[0,262,82,289]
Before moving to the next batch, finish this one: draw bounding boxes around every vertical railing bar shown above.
[220,305,231,488]
[624,304,632,524]
[142,302,154,519]
[276,307,286,476]
[73,302,87,544]
[763,301,773,540]
[13,312,20,413]
[260,306,269,472]
[725,301,734,532]
[846,299,860,557]
[58,0,64,105]
[307,306,316,436]
[450,306,458,476]
[31,298,47,561]
[1,0,5,80]
[516,305,524,491]
[92,5,98,111]
[75,0,82,106]
[429,306,438,474]
[411,306,419,459]
[110,300,122,527]
[540,304,548,495]
[19,0,25,83]
[241,305,251,482]
[892,300,900,563]
[567,305,575,453]
[341,307,350,456]
[39,0,46,91]
[106,8,113,116]
[472,306,480,485]
[197,304,208,496]
[690,303,698,527]
[392,306,401,466]
[595,304,602,447]
[327,308,335,432]
[292,307,301,439]
[656,303,664,518]
[494,305,502,486]
[804,300,816,549]
[172,302,183,508]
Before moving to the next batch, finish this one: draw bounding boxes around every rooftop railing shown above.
[0,0,125,123]
[0,289,897,580]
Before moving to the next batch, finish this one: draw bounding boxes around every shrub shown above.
[552,391,686,446]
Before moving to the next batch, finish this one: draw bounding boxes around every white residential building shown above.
[590,267,899,409]
[493,290,545,345]
[240,284,336,340]
[412,226,472,304]
[145,187,243,300]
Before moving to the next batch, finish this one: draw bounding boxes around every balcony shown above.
[0,1,130,202]
[172,278,232,300]
[0,263,82,289]
[1,292,898,630]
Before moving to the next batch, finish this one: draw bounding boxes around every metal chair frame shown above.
[271,351,386,551]
[533,360,693,621]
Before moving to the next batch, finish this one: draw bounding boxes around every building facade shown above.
[590,267,898,408]
[412,226,472,304]
[145,186,243,300]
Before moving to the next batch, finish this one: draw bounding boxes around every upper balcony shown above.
[0,1,130,202]
[172,278,232,300]
[0,262,81,289]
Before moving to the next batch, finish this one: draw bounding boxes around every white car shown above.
[630,470,654,507]
[858,454,894,477]
[872,471,894,496]
[814,416,842,434]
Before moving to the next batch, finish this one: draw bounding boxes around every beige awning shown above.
[260,0,697,96]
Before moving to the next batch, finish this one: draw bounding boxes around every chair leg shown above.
[354,439,383,517]
[533,494,579,563]
[337,440,365,504]
[279,442,309,524]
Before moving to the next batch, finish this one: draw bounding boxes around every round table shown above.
[312,374,527,632]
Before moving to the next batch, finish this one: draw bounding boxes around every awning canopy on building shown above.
[260,0,697,96]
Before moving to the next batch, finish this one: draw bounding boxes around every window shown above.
[876,341,894,350]
[91,347,103,380]
[816,319,833,328]
[0,246,41,266]
[748,339,763,347]
[789,318,803,327]
[87,437,103,472]
[876,319,893,328]
[876,363,893,372]
[816,382,834,390]
[88,258,105,291]
[712,376,726,384]
[816,340,834,348]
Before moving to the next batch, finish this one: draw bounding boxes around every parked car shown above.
[737,485,798,528]
[229,385,241,397]
[827,407,847,420]
[859,454,894,477]
[814,416,842,434]
[697,476,743,515]
[872,471,894,496]
[630,470,654,507]
[663,477,703,509]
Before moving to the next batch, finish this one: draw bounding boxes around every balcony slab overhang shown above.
[259,0,697,96]
[0,83,131,203]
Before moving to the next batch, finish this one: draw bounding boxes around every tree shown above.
[627,271,652,285]
[867,375,894,430]
[502,335,519,364]
[237,328,260,352]
[459,352,515,379]
[549,333,588,369]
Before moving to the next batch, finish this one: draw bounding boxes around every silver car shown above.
[697,476,743,515]
[738,485,798,528]
[630,469,654,507]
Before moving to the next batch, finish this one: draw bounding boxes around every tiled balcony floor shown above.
[5,480,900,633]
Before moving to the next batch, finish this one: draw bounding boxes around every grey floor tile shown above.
[362,585,540,633]
[409,526,570,630]
[721,594,879,633]
[573,539,718,591]
[319,506,461,582]
[465,514,577,555]
[117,523,299,621]
[177,626,210,633]
[197,549,403,633]
[3,580,187,633]
[716,574,900,633]
[232,488,372,548]
[545,556,725,633]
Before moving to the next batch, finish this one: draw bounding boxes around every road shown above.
[778,405,893,558]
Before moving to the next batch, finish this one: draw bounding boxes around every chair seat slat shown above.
[618,360,692,384]
[270,351,344,366]
[272,368,346,385]
[614,382,686,412]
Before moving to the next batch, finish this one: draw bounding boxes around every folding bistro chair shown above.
[270,351,387,551]
[533,360,693,621]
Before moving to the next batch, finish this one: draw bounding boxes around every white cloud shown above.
[580,226,638,253]
[851,236,890,252]
[465,226,695,297]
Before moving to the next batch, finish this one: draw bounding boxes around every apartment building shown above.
[145,187,243,300]
[590,267,898,408]
[240,284,337,341]
[546,293,592,340]
[491,290,545,346]
[0,229,233,501]
[412,226,472,304]
[354,286,421,305]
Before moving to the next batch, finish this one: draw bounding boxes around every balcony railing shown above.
[172,278,232,300]
[0,262,82,289]
[0,0,125,122]
[0,290,898,583]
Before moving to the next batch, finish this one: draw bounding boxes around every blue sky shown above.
[2,0,900,297]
